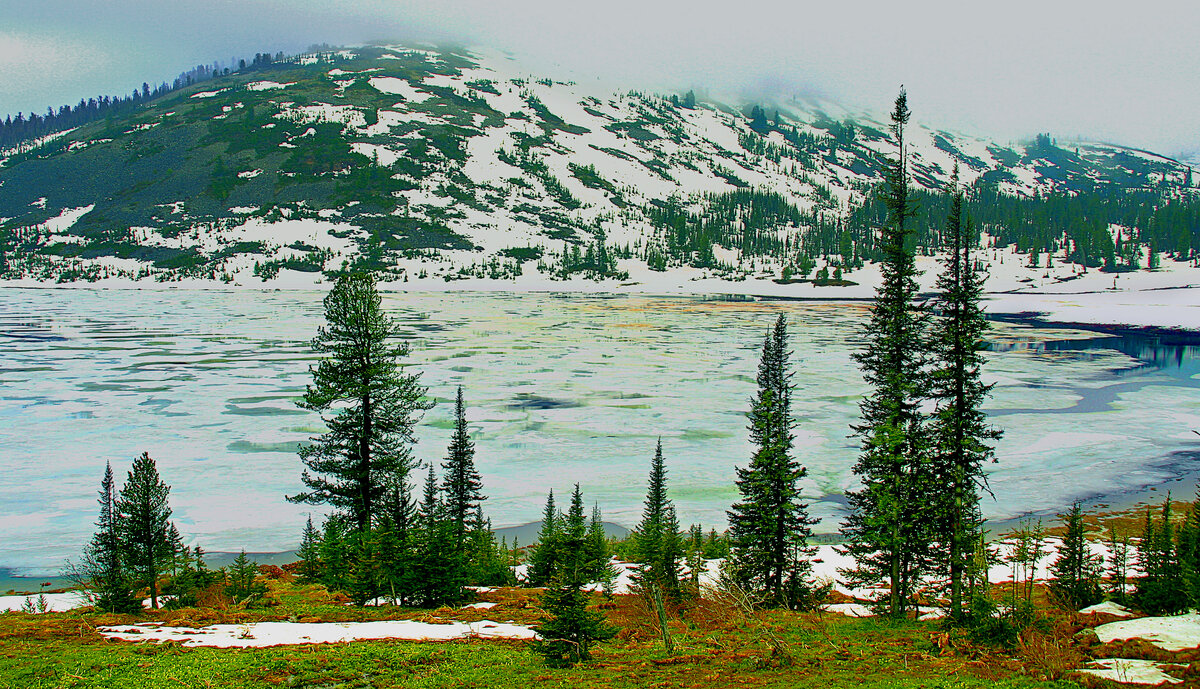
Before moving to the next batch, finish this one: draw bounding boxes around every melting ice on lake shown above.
[2,289,1200,575]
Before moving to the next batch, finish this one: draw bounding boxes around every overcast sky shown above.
[2,0,1198,161]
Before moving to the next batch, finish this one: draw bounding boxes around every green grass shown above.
[0,579,1092,689]
[0,614,1083,689]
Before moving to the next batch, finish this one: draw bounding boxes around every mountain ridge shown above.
[1,43,1196,287]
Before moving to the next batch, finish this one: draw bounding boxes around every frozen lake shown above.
[2,288,1200,576]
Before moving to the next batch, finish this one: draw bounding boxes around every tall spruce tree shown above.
[289,273,433,532]
[413,465,462,606]
[586,504,618,594]
[928,166,1000,620]
[78,461,140,613]
[1178,490,1200,607]
[441,386,485,553]
[528,490,561,586]
[1048,502,1102,609]
[842,89,936,617]
[533,484,616,667]
[296,516,322,583]
[115,452,174,609]
[727,314,819,609]
[632,439,683,601]
[1134,497,1187,614]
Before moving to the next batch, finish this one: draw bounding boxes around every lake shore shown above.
[5,242,1199,331]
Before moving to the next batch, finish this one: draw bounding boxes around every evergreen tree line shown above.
[988,494,1200,624]
[846,184,1200,269]
[543,236,628,280]
[1128,491,1200,616]
[646,181,1199,276]
[1,51,283,150]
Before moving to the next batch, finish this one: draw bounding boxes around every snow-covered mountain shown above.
[0,44,1195,287]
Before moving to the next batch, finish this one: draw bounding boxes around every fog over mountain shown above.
[2,0,1199,161]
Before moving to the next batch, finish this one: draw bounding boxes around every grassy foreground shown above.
[0,581,1109,688]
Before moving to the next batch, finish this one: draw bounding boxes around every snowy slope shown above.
[0,44,1196,303]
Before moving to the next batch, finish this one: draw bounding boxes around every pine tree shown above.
[116,452,174,609]
[842,89,935,617]
[632,439,683,601]
[381,479,420,603]
[1178,491,1200,606]
[318,517,352,594]
[564,484,587,545]
[928,165,1000,620]
[727,314,819,609]
[1048,502,1102,609]
[161,543,216,610]
[529,490,561,586]
[289,273,433,532]
[225,550,266,604]
[1106,523,1131,605]
[77,461,140,613]
[1134,497,1187,614]
[684,524,707,595]
[586,504,618,594]
[533,484,617,667]
[466,509,514,587]
[413,465,461,606]
[296,516,323,583]
[442,386,485,554]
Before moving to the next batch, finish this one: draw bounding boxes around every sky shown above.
[2,0,1199,161]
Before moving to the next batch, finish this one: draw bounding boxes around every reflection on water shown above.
[1,288,1199,575]
[988,327,1200,378]
[986,326,1200,416]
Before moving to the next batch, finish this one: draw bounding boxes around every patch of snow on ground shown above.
[282,105,366,130]
[825,603,873,617]
[99,620,536,647]
[1081,601,1135,617]
[1077,658,1182,685]
[0,592,90,612]
[44,204,94,233]
[367,77,432,103]
[190,89,226,99]
[350,143,402,167]
[237,169,262,179]
[1096,613,1200,651]
[463,602,497,609]
[246,81,293,91]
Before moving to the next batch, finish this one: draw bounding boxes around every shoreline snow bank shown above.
[99,619,536,647]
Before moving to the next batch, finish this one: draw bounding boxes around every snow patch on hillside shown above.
[44,204,94,233]
[246,81,294,91]
[368,77,432,103]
